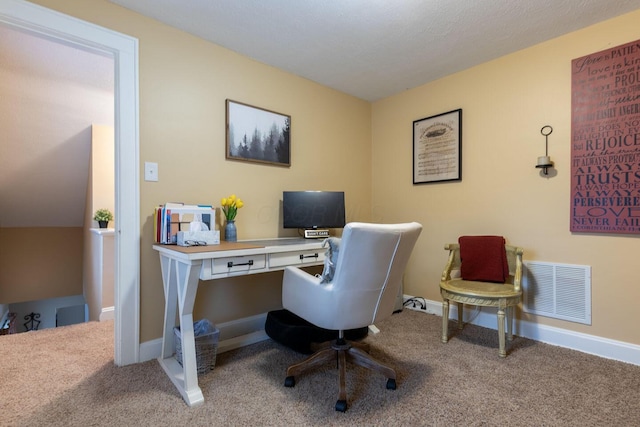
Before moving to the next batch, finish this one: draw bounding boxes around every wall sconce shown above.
[535,125,554,175]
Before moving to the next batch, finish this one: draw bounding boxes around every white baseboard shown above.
[139,298,640,367]
[139,313,270,363]
[140,337,162,363]
[404,295,640,366]
[99,306,114,322]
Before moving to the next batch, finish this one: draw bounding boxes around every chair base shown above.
[441,298,517,357]
[284,338,396,412]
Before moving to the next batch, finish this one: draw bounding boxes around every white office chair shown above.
[281,222,422,412]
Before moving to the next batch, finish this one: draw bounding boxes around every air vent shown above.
[523,261,591,325]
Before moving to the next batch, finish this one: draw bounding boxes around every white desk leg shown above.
[157,253,204,406]
[159,254,177,359]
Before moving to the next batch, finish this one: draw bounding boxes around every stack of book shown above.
[154,203,216,244]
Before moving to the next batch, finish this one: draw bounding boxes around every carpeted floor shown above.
[2,309,639,426]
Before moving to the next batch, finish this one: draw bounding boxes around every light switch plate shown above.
[144,162,158,182]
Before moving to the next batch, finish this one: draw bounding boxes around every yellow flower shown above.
[221,194,244,221]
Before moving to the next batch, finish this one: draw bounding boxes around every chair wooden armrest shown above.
[441,243,459,282]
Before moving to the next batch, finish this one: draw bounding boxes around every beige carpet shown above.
[2,309,639,426]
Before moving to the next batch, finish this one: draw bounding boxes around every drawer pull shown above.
[228,259,254,268]
[299,253,319,260]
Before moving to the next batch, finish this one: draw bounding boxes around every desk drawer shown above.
[211,254,266,275]
[270,249,325,268]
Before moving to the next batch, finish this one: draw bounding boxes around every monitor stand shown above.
[304,229,329,239]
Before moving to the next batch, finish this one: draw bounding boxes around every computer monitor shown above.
[282,191,346,230]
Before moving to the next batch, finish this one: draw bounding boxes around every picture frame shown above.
[413,109,462,184]
[225,99,291,167]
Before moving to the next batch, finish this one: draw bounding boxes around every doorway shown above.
[0,0,140,366]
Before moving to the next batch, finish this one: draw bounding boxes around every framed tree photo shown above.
[225,99,291,167]
[413,109,462,184]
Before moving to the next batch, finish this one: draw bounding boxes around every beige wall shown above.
[0,227,83,303]
[30,0,640,347]
[30,0,372,342]
[89,125,115,228]
[83,125,115,321]
[372,10,640,345]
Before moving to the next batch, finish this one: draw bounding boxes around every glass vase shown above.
[225,220,237,242]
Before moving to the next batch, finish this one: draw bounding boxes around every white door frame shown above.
[0,0,140,365]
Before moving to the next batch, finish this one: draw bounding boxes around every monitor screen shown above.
[283,191,346,229]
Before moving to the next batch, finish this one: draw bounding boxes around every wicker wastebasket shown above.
[174,323,220,375]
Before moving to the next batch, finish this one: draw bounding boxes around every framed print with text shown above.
[413,109,462,184]
[226,99,291,167]
[570,39,640,234]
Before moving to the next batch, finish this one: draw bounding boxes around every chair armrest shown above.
[283,265,321,287]
[283,266,342,329]
[512,247,524,292]
[441,244,458,282]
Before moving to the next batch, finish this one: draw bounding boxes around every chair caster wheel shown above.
[335,399,347,412]
[284,376,295,387]
[386,378,397,390]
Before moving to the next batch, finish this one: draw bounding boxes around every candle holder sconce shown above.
[536,125,554,175]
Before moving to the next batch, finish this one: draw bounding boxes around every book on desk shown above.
[154,203,216,244]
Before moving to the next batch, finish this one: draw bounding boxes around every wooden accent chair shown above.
[440,237,524,357]
[281,222,422,412]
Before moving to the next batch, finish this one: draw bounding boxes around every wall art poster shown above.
[571,38,640,234]
[413,109,462,184]
[226,99,291,167]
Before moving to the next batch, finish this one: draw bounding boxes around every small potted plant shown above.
[93,208,113,228]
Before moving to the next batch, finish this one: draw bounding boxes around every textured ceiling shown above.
[110,0,640,101]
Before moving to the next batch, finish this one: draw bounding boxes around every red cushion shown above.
[458,236,509,283]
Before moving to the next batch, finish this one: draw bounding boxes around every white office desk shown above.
[153,238,326,406]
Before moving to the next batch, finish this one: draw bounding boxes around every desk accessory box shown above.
[177,230,220,246]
